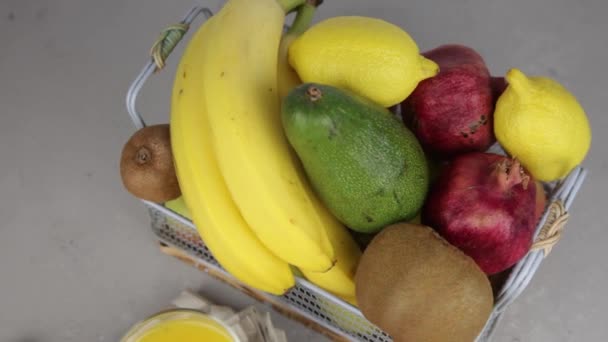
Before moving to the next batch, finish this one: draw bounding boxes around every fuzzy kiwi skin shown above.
[120,124,180,203]
[355,223,493,342]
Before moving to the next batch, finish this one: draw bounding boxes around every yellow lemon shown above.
[288,16,438,107]
[494,68,591,181]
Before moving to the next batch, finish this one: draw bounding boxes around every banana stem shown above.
[287,1,318,36]
[277,0,306,13]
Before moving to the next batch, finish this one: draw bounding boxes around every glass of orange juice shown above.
[121,309,239,342]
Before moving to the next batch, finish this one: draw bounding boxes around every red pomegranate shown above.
[422,152,537,274]
[402,45,495,157]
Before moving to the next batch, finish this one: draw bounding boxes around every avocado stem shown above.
[306,86,323,102]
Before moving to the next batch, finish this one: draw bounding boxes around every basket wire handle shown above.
[150,23,190,71]
[531,201,570,256]
[125,7,213,129]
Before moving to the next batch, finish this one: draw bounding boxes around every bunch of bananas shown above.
[170,0,360,303]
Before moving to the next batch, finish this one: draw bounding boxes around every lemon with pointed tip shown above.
[288,16,439,107]
[494,68,591,181]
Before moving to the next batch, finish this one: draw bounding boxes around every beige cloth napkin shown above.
[170,290,288,342]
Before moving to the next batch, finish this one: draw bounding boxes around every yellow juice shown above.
[122,310,236,342]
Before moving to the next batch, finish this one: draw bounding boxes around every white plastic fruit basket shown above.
[125,5,588,341]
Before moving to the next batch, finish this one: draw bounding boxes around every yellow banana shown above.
[201,0,340,272]
[278,2,318,99]
[278,34,301,100]
[170,15,294,295]
[301,205,362,306]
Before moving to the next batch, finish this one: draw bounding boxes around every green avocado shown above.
[281,83,429,233]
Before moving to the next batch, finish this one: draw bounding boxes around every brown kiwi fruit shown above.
[120,124,180,203]
[355,223,493,342]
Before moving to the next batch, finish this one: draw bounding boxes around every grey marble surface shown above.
[1,0,606,341]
